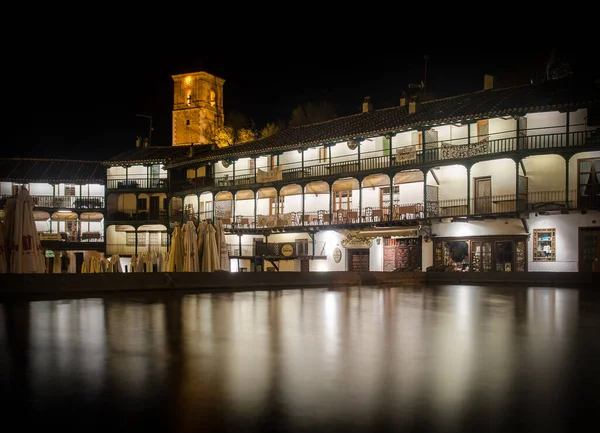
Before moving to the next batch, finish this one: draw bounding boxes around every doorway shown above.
[150,196,160,220]
[579,228,600,272]
[474,176,492,214]
[347,249,370,272]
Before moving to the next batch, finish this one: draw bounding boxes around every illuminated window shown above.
[411,132,423,151]
[210,90,216,107]
[186,91,192,105]
[477,119,489,142]
[333,190,351,211]
[64,185,76,196]
[270,196,284,215]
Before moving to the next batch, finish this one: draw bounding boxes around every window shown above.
[64,185,76,196]
[477,119,489,142]
[380,186,400,209]
[382,136,391,157]
[149,232,160,249]
[12,184,27,196]
[137,198,147,211]
[333,190,351,211]
[296,239,309,256]
[319,146,327,163]
[126,232,135,246]
[411,131,423,151]
[186,119,190,125]
[270,196,284,215]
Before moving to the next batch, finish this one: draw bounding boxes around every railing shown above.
[105,243,168,257]
[206,130,597,189]
[228,241,325,258]
[38,231,104,242]
[106,177,167,190]
[106,209,168,222]
[6,195,106,209]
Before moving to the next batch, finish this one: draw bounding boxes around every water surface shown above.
[2,284,599,433]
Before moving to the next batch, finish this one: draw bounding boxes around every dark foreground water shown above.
[1,284,600,433]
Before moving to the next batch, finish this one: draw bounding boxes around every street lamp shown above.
[136,114,153,146]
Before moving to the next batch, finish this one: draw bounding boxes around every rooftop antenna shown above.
[423,54,429,97]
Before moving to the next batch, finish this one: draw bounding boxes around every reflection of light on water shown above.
[30,299,107,397]
[324,291,339,358]
[431,286,477,430]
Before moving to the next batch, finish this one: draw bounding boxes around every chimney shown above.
[362,96,373,113]
[135,136,142,147]
[400,91,407,107]
[408,100,419,114]
[143,138,149,147]
[484,74,494,90]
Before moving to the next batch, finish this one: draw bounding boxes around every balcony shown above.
[197,130,597,190]
[106,209,169,223]
[181,189,593,234]
[106,178,167,190]
[39,231,105,251]
[0,195,106,210]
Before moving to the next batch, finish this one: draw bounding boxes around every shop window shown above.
[533,228,556,262]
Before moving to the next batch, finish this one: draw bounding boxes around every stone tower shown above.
[171,71,225,146]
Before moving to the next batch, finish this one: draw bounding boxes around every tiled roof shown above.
[102,145,197,165]
[0,158,106,184]
[166,75,600,169]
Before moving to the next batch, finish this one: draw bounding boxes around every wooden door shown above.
[579,228,600,272]
[347,249,369,272]
[149,196,160,220]
[474,177,492,214]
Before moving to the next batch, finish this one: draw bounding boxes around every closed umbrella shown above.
[10,187,45,273]
[168,225,184,272]
[183,220,200,272]
[216,220,230,272]
[201,223,220,272]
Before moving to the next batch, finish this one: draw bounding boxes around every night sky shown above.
[4,29,595,162]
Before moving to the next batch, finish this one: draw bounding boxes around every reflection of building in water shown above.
[104,301,167,398]
[28,299,107,396]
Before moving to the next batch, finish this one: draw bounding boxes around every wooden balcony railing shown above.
[106,178,167,190]
[200,130,598,189]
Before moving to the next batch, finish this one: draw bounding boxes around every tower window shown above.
[186,119,190,125]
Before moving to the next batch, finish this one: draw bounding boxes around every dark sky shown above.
[4,25,594,162]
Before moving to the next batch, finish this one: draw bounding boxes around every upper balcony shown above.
[106,177,168,191]
[1,194,105,211]
[171,129,599,193]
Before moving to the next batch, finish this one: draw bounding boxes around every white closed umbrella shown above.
[201,223,220,272]
[216,220,230,272]
[10,187,45,273]
[183,220,200,272]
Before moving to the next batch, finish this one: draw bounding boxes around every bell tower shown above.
[171,71,225,146]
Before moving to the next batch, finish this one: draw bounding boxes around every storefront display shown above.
[533,228,556,261]
[433,235,528,272]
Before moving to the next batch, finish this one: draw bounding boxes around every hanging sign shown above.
[333,247,342,263]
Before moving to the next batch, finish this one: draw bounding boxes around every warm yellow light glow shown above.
[185,76,192,86]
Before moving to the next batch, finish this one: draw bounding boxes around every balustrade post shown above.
[466,165,472,215]
[565,157,570,209]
